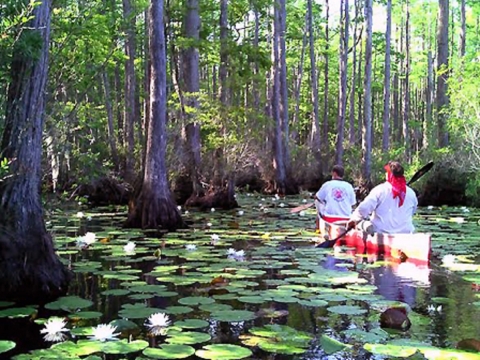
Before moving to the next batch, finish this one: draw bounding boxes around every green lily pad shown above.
[119,305,163,319]
[0,340,15,354]
[166,331,211,345]
[101,339,148,354]
[68,311,103,320]
[143,344,196,359]
[327,305,367,315]
[343,328,389,343]
[45,296,93,312]
[174,319,210,329]
[164,306,194,315]
[196,344,253,360]
[0,301,15,308]
[199,303,233,312]
[0,307,36,319]
[178,296,215,306]
[211,310,256,322]
[101,289,130,296]
[320,335,351,355]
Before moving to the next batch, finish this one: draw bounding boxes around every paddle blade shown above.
[290,202,314,213]
[407,161,434,186]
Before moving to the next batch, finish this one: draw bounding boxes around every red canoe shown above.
[319,218,431,265]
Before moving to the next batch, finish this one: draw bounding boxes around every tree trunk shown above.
[349,0,359,145]
[122,0,137,183]
[292,15,307,142]
[182,0,203,196]
[278,0,290,169]
[382,0,392,151]
[125,0,185,231]
[459,0,466,57]
[102,71,120,171]
[362,0,373,181]
[335,0,349,165]
[423,50,433,150]
[403,0,411,161]
[0,0,70,303]
[308,0,322,168]
[322,0,330,167]
[436,0,449,148]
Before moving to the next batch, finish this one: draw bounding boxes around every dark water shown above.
[1,201,480,359]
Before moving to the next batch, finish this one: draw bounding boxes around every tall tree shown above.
[403,0,411,161]
[362,0,373,181]
[123,0,137,182]
[125,0,185,230]
[308,0,322,168]
[335,0,349,165]
[459,0,466,57]
[382,0,392,151]
[0,0,70,302]
[182,0,203,197]
[322,0,330,164]
[436,0,450,147]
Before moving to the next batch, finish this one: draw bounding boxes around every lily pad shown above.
[68,311,103,320]
[174,319,210,329]
[0,307,36,319]
[211,310,256,322]
[45,296,93,312]
[327,305,367,315]
[163,306,194,315]
[178,296,215,306]
[143,344,196,359]
[320,335,351,355]
[0,340,15,354]
[101,339,148,354]
[166,331,212,345]
[196,344,253,360]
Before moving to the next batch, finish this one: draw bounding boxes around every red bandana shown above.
[384,164,407,207]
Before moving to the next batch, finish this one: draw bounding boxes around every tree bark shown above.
[125,0,185,231]
[459,0,466,57]
[436,0,449,147]
[335,0,349,165]
[403,0,411,161]
[362,0,373,181]
[348,0,360,145]
[0,0,70,303]
[308,0,322,168]
[102,71,120,171]
[322,0,330,169]
[382,0,392,151]
[122,0,137,183]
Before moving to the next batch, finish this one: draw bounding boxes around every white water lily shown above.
[40,318,69,342]
[299,211,306,216]
[442,254,456,266]
[185,210,189,215]
[427,205,434,210]
[177,205,182,210]
[227,248,245,260]
[427,304,442,314]
[185,244,197,251]
[235,250,245,258]
[302,199,307,203]
[207,222,212,227]
[124,241,136,253]
[275,194,280,200]
[237,210,244,216]
[76,212,84,218]
[227,248,237,256]
[451,217,465,224]
[89,324,119,342]
[87,215,92,221]
[146,312,171,336]
[211,234,220,242]
[279,203,285,208]
[211,207,215,212]
[76,232,96,248]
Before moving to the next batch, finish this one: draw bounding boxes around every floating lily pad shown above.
[164,306,194,315]
[199,303,233,312]
[0,307,37,318]
[101,339,148,354]
[343,328,389,343]
[174,319,209,329]
[143,344,196,359]
[196,344,252,360]
[0,301,15,308]
[68,311,103,320]
[166,331,211,345]
[0,340,15,354]
[211,310,256,322]
[178,296,215,306]
[320,335,351,355]
[101,289,130,296]
[119,305,163,319]
[45,296,93,312]
[237,296,265,304]
[327,305,367,315]
[109,319,139,332]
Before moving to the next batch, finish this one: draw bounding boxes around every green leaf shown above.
[101,339,148,354]
[320,335,351,355]
[196,344,252,360]
[45,296,93,312]
[143,344,196,359]
[0,340,15,354]
[211,310,256,322]
[166,331,211,345]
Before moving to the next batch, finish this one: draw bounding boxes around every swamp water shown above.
[0,195,480,360]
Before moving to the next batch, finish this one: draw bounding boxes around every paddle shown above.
[316,161,434,248]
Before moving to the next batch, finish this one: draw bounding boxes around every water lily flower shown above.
[451,217,465,224]
[211,208,215,212]
[185,210,189,215]
[462,207,470,213]
[302,199,307,203]
[87,216,92,221]
[76,212,84,218]
[124,241,136,253]
[427,205,434,210]
[261,198,265,201]
[279,203,285,208]
[177,205,182,210]
[211,234,220,242]
[227,248,237,256]
[427,305,435,313]
[207,222,212,227]
[89,324,119,342]
[275,194,280,200]
[185,244,197,251]
[76,232,96,248]
[237,210,244,216]
[235,250,245,258]
[299,211,306,216]
[40,318,69,342]
[442,254,456,266]
[145,312,171,336]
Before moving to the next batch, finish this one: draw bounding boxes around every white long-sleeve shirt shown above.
[350,182,418,234]
[315,179,356,218]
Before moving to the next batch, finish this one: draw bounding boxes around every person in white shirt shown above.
[347,161,418,234]
[315,165,356,227]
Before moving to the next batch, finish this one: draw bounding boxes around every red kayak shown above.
[319,218,431,266]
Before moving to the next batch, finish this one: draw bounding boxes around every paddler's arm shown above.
[347,187,380,228]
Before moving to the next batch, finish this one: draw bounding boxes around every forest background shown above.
[1,0,479,209]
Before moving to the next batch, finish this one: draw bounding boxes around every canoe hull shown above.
[320,219,431,265]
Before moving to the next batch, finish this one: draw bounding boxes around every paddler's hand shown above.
[346,220,357,230]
